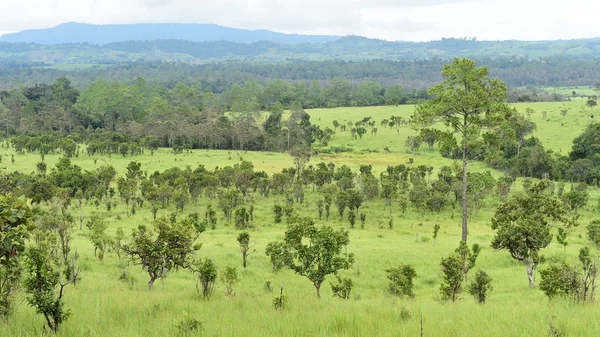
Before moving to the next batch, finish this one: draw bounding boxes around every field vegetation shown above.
[1,59,600,336]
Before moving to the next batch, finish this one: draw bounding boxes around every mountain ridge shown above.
[0,22,341,45]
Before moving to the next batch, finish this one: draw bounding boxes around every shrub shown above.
[195,258,217,297]
[221,267,239,296]
[330,276,353,300]
[386,265,417,298]
[468,269,493,304]
[176,317,203,337]
[273,286,286,310]
[273,205,283,223]
[440,254,463,302]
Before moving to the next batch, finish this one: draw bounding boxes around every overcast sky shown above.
[1,0,599,41]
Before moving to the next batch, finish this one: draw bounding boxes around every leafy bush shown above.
[330,276,353,300]
[385,265,417,298]
[468,269,493,304]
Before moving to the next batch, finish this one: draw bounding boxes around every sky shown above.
[0,0,599,41]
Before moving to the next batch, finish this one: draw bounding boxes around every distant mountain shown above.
[0,22,340,45]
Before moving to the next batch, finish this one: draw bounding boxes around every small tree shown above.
[405,136,423,153]
[273,204,283,223]
[221,267,239,296]
[86,216,111,261]
[0,196,34,318]
[317,200,324,220]
[194,258,217,297]
[440,253,463,302]
[124,217,201,289]
[360,213,366,229]
[455,241,481,282]
[237,232,251,268]
[234,208,250,229]
[265,241,286,272]
[468,270,492,304]
[491,181,576,287]
[587,220,600,249]
[540,247,598,302]
[386,265,417,298]
[265,216,354,297]
[556,228,568,252]
[348,210,356,228]
[330,276,353,300]
[433,224,440,246]
[23,243,71,333]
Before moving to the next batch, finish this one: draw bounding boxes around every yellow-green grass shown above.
[1,100,600,336]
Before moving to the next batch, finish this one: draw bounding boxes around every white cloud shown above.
[0,0,599,41]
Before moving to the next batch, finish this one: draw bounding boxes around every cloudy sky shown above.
[1,0,599,41]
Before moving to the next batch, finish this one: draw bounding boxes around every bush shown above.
[330,276,353,300]
[221,267,239,296]
[468,269,493,304]
[386,265,417,298]
[273,205,283,223]
[195,258,217,297]
[440,254,463,302]
[273,286,286,310]
[348,210,356,228]
[176,317,203,337]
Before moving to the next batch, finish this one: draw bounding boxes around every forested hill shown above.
[1,58,600,94]
[2,34,600,64]
[0,22,340,45]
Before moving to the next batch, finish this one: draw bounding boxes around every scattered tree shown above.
[265,216,354,297]
[491,181,576,287]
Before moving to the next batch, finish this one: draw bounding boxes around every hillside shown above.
[2,35,600,66]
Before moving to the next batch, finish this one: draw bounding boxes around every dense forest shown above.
[3,35,600,64]
[1,57,600,98]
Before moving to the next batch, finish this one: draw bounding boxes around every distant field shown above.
[1,100,599,337]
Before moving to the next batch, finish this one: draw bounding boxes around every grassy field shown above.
[1,100,599,336]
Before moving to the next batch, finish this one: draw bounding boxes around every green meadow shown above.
[1,99,599,337]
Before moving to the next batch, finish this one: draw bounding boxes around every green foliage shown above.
[491,180,576,287]
[265,241,286,272]
[385,265,417,298]
[539,262,579,300]
[23,242,71,333]
[539,247,598,302]
[273,204,283,223]
[412,58,511,242]
[455,241,481,282]
[176,316,203,337]
[468,270,493,304]
[237,231,251,268]
[234,207,250,229]
[124,217,201,289]
[561,184,589,212]
[194,258,217,298]
[221,267,239,296]
[273,286,286,310]
[587,220,600,249]
[0,196,34,318]
[265,216,354,297]
[330,276,353,300]
[433,224,440,246]
[348,210,356,229]
[556,228,568,252]
[405,136,423,153]
[440,253,463,302]
[86,216,111,261]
